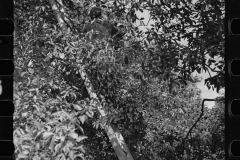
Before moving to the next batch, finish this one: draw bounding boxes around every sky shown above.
[193,71,221,108]
[135,9,222,108]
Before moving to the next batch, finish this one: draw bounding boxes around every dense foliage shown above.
[13,0,224,159]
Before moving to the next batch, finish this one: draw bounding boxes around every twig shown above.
[23,44,30,56]
[138,16,151,27]
[146,16,151,26]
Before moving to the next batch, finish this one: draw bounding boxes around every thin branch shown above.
[204,66,212,78]
[137,16,152,27]
[181,98,224,149]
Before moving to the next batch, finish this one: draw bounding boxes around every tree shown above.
[13,0,225,159]
[131,0,225,92]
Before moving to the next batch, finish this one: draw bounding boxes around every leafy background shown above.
[136,8,223,108]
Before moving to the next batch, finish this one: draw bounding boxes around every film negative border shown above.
[0,0,14,159]
[228,0,240,159]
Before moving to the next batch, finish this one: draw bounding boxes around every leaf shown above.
[86,111,93,118]
[19,128,25,135]
[211,154,217,158]
[69,150,74,160]
[41,6,45,11]
[36,142,40,149]
[76,136,87,142]
[72,145,85,153]
[196,68,201,74]
[139,8,144,12]
[79,115,87,124]
[32,129,38,138]
[59,53,65,59]
[32,77,39,85]
[43,132,54,139]
[144,40,149,47]
[69,132,78,139]
[25,125,31,133]
[73,104,83,111]
[54,143,62,154]
[74,153,85,159]
[131,30,136,37]
[18,153,29,158]
[20,72,27,77]
[129,107,133,112]
[95,123,99,129]
[28,68,34,74]
[33,95,37,102]
[22,150,29,155]
[21,112,28,117]
[49,137,55,151]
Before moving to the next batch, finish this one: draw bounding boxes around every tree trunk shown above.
[79,66,134,160]
[48,0,134,159]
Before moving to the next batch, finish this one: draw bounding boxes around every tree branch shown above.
[48,0,68,34]
[181,98,225,150]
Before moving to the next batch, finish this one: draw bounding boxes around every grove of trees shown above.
[13,0,225,159]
